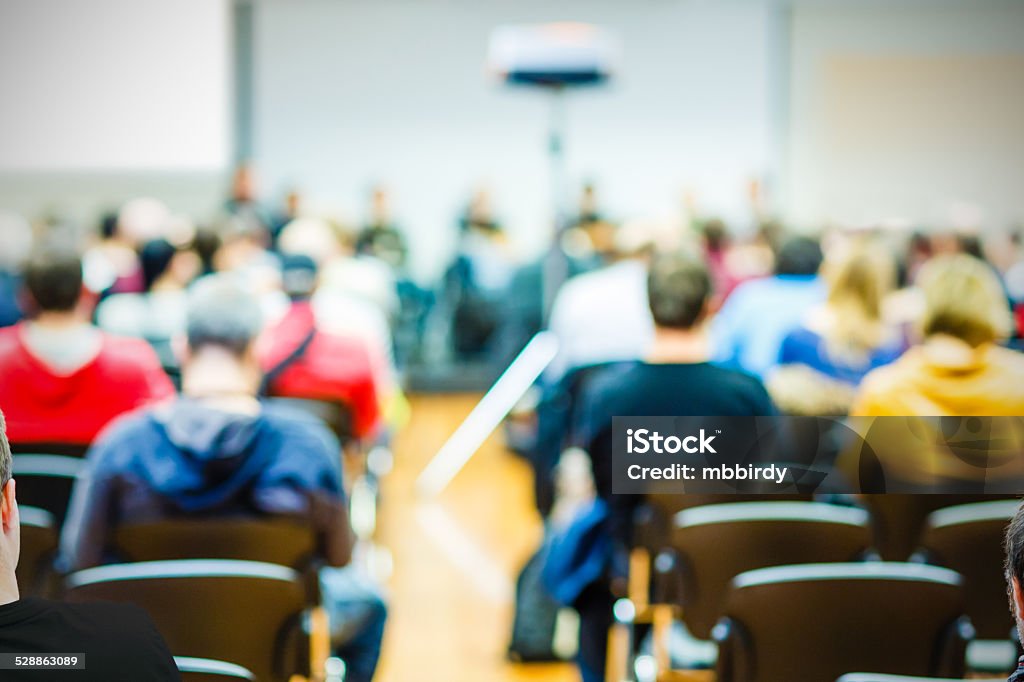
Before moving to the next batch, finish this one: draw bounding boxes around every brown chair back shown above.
[12,455,84,528]
[16,505,58,596]
[861,494,1016,561]
[663,501,871,639]
[919,499,1020,640]
[66,560,307,682]
[114,518,317,568]
[716,563,969,682]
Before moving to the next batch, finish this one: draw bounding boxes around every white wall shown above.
[787,0,1024,230]
[253,0,773,280]
[0,0,231,223]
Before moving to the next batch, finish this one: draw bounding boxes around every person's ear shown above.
[1,479,17,531]
[172,334,190,365]
[1013,576,1024,620]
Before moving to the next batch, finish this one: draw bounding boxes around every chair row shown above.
[614,498,1021,682]
[19,516,332,682]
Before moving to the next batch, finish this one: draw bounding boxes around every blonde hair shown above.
[918,254,1011,347]
[821,242,896,359]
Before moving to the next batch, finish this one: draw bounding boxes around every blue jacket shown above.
[59,398,347,571]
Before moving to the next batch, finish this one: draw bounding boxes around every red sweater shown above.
[0,324,174,446]
[258,302,381,439]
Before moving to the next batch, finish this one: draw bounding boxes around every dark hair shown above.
[24,245,83,312]
[701,219,730,253]
[139,239,177,292]
[775,236,823,277]
[99,212,119,240]
[0,410,11,495]
[1005,501,1024,597]
[647,253,711,330]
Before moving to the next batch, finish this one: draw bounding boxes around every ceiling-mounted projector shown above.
[487,23,618,88]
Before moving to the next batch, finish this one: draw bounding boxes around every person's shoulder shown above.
[97,332,162,367]
[0,324,24,353]
[578,361,642,397]
[19,598,158,641]
[703,362,768,392]
[32,599,177,678]
[260,403,340,452]
[849,353,914,416]
[988,345,1024,374]
[90,408,161,454]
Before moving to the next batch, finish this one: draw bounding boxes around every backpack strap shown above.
[259,325,318,397]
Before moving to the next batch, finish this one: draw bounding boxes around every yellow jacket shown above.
[851,336,1024,417]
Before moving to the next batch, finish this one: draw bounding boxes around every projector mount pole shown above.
[542,85,570,322]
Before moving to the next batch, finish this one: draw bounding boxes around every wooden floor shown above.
[375,393,578,682]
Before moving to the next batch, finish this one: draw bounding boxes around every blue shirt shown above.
[778,326,905,385]
[712,275,826,378]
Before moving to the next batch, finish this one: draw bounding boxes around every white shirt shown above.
[546,259,654,380]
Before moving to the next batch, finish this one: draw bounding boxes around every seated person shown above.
[0,409,179,681]
[258,254,382,441]
[771,241,905,415]
[60,276,386,682]
[0,245,174,447]
[95,237,200,345]
[546,218,682,381]
[1005,502,1024,681]
[571,253,774,682]
[851,253,1024,416]
[712,236,826,378]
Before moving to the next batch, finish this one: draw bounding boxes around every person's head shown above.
[0,409,20,580]
[183,275,263,377]
[117,197,170,246]
[824,242,895,324]
[917,254,1011,348]
[98,211,119,240]
[280,253,319,300]
[278,217,344,265]
[821,241,897,355]
[139,239,201,292]
[23,245,84,315]
[701,219,730,254]
[1004,501,1024,642]
[370,185,391,224]
[775,236,823,277]
[614,218,683,262]
[647,253,712,331]
[231,163,258,203]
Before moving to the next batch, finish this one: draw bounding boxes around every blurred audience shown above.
[0,246,173,446]
[712,235,826,378]
[224,162,274,243]
[60,275,387,682]
[357,186,407,270]
[278,218,406,429]
[95,237,201,368]
[0,211,32,329]
[851,253,1024,416]
[546,218,682,380]
[258,254,382,440]
[770,241,905,415]
[445,188,517,358]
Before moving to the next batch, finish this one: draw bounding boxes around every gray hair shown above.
[186,275,263,356]
[0,410,10,495]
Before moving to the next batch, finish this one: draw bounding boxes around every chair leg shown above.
[606,619,632,682]
[629,548,650,613]
[309,605,330,682]
[651,604,674,674]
